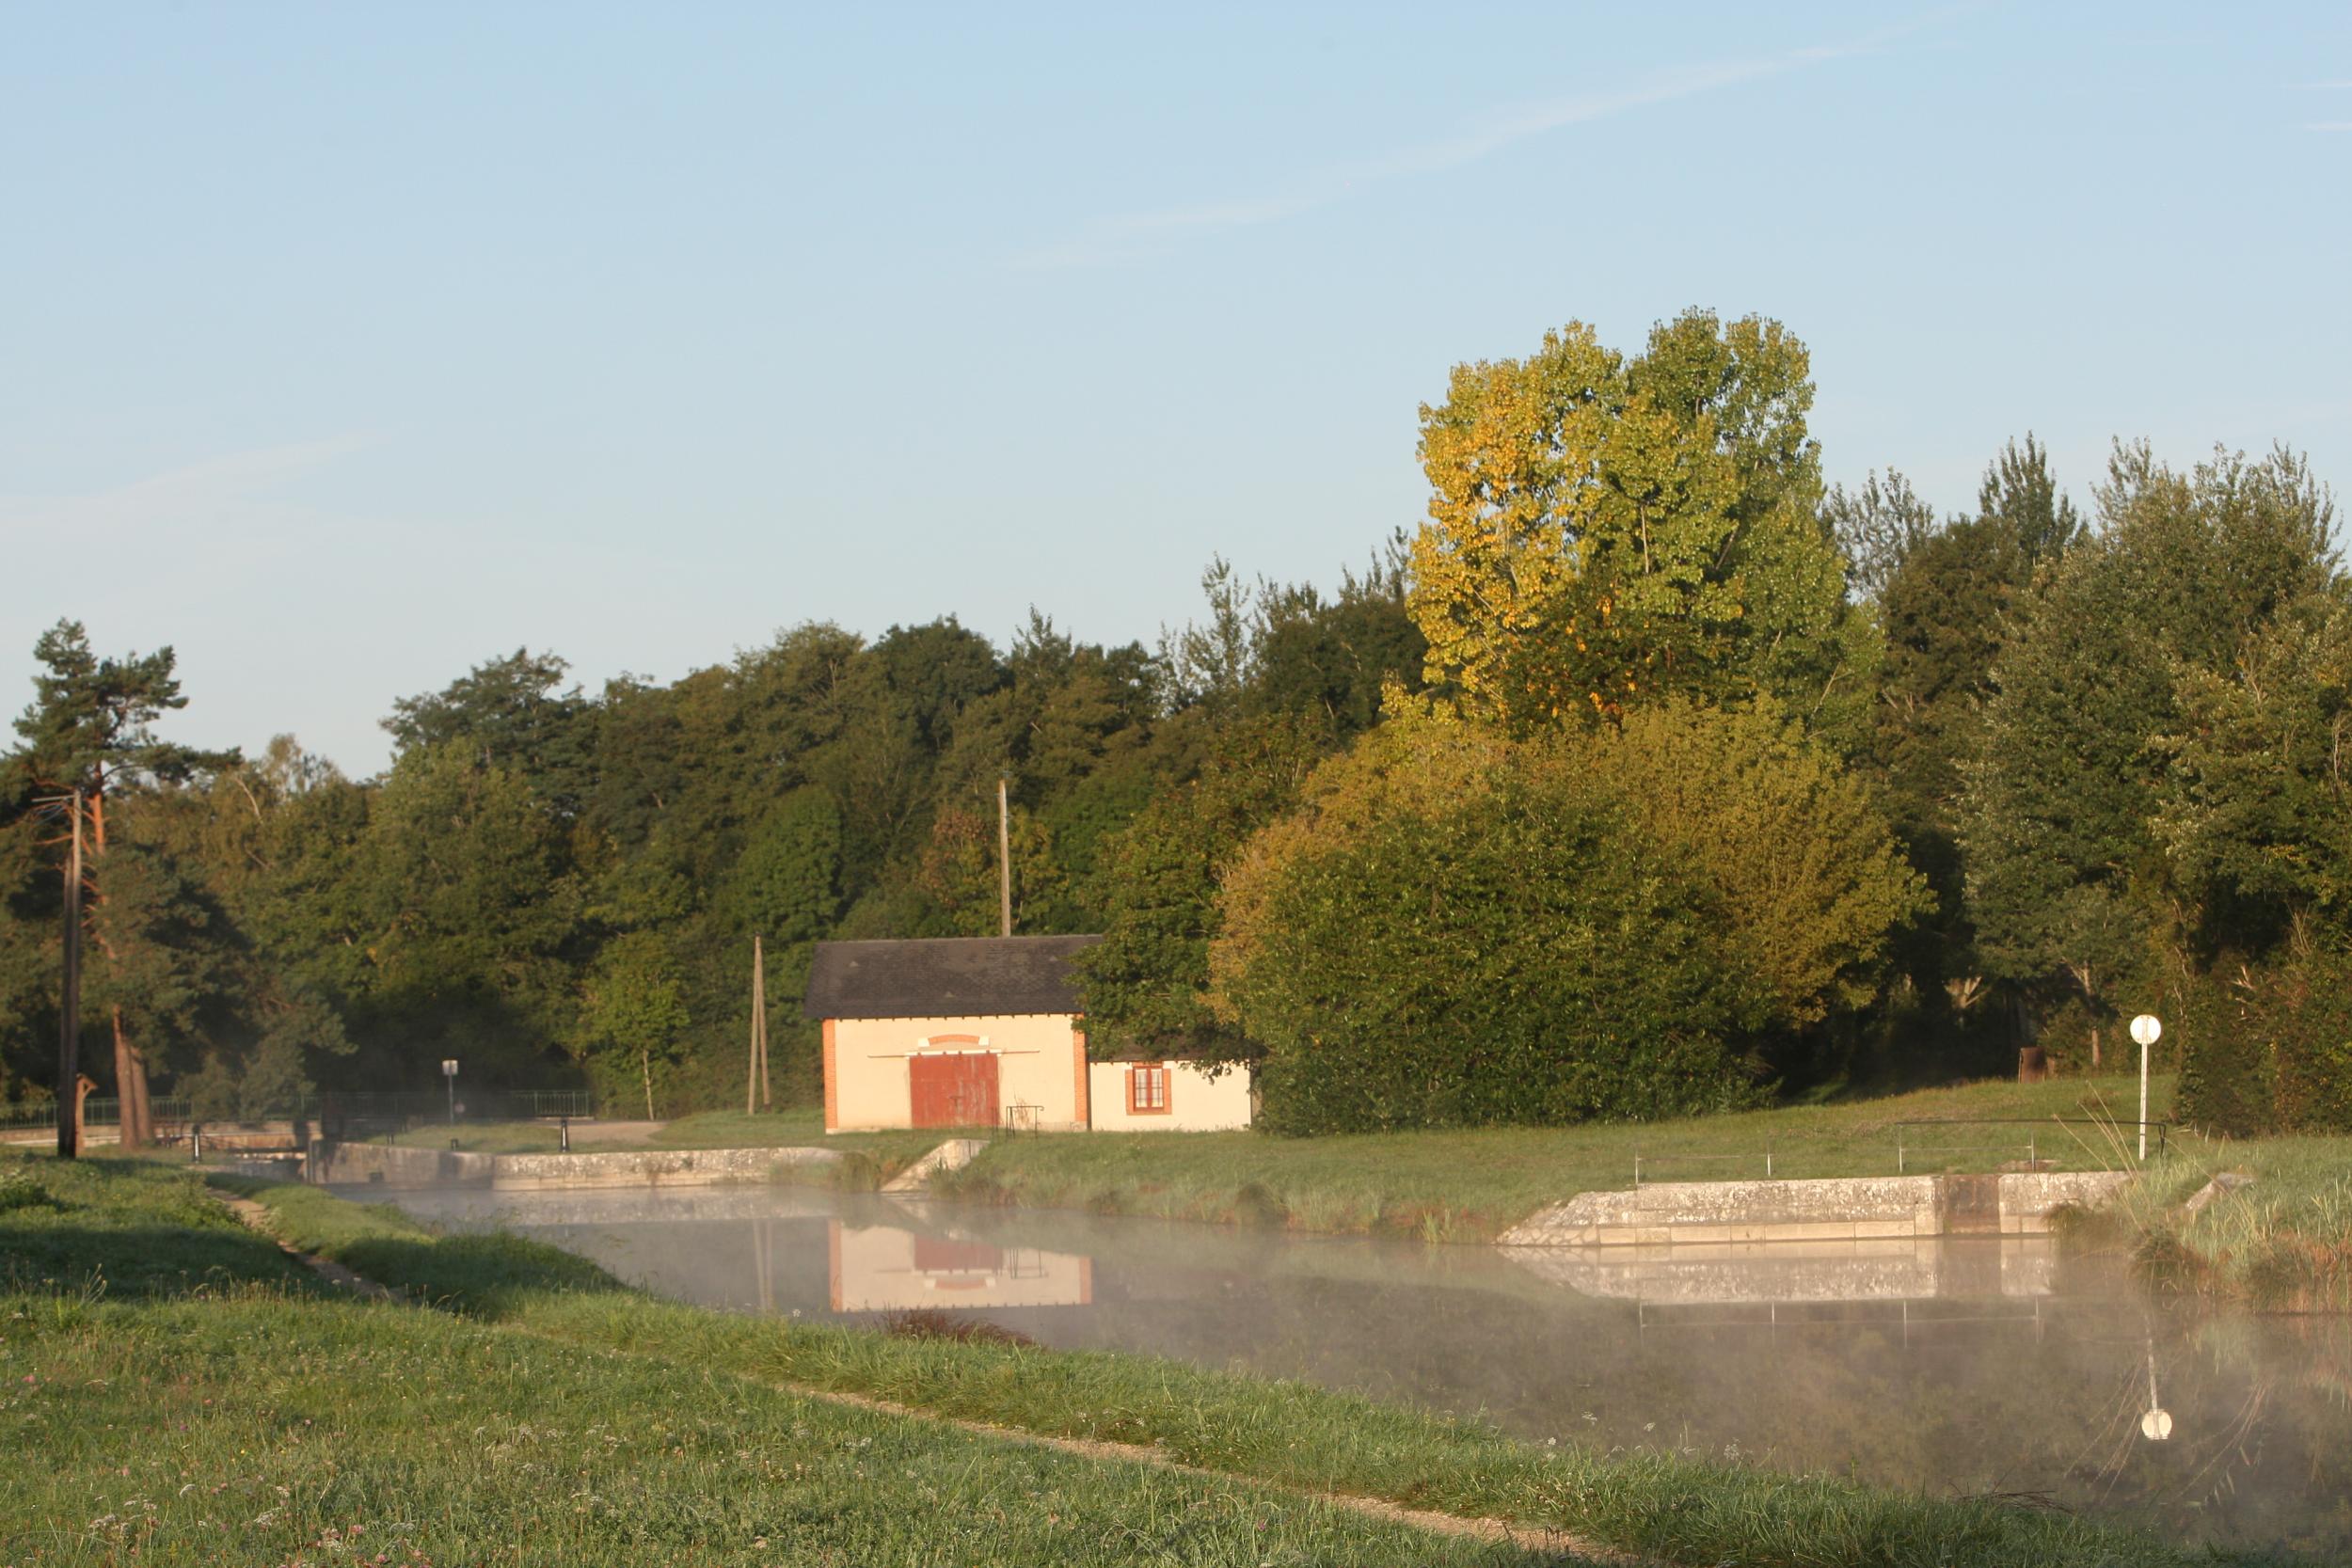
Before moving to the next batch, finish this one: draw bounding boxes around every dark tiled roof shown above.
[802,935,1102,1022]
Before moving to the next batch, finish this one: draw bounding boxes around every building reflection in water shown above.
[826,1218,1092,1311]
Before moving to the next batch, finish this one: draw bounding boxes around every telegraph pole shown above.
[747,934,770,1114]
[996,775,1013,938]
[756,935,771,1110]
[57,786,84,1160]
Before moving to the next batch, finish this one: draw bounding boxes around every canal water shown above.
[371,1184,2351,1556]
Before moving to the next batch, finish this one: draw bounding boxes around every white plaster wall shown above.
[1088,1061,1253,1131]
[829,1013,1086,1132]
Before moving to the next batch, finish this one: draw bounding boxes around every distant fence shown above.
[315,1089,596,1126]
[1630,1117,2173,1186]
[1892,1117,2169,1173]
[0,1097,195,1133]
[0,1087,595,1134]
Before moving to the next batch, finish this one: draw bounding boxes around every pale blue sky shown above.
[4,3,2347,772]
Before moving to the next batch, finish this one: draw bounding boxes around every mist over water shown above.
[374,1184,2351,1554]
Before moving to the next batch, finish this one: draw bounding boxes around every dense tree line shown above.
[0,554,1424,1120]
[3,308,2344,1134]
[1084,312,2348,1132]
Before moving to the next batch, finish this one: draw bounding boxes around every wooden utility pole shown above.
[56,786,84,1160]
[746,934,770,1114]
[996,775,1013,938]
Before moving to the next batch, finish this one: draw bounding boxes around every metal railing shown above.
[1634,1143,1777,1186]
[0,1087,596,1135]
[1629,1118,2176,1186]
[325,1089,596,1141]
[0,1096,195,1132]
[1893,1118,2169,1174]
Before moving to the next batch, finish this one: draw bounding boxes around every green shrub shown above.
[1211,703,1923,1132]
[1227,755,1761,1132]
[2179,939,2352,1134]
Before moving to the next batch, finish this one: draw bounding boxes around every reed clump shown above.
[2084,1137,2352,1311]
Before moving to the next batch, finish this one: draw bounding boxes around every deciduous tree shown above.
[579,930,690,1119]
[1824,469,1935,605]
[1076,713,1331,1059]
[1213,709,1758,1132]
[1407,311,1871,739]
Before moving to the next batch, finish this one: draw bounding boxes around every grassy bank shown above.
[938,1074,2181,1240]
[0,1151,2277,1568]
[2061,1135,2352,1312]
[1,1157,1536,1567]
[19,1297,1535,1568]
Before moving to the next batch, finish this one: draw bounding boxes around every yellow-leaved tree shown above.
[1409,310,1872,738]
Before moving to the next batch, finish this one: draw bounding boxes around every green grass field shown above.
[938,1073,2184,1239]
[0,1157,1537,1568]
[1,1151,2286,1567]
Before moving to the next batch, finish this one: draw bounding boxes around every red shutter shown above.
[910,1053,1000,1129]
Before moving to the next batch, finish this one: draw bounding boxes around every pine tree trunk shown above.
[2065,959,2103,1070]
[87,791,153,1149]
[112,1015,153,1149]
[131,1037,154,1144]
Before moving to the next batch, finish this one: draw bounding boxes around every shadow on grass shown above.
[331,1232,628,1316]
[206,1170,629,1318]
[0,1222,315,1299]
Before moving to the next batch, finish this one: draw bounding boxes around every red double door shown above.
[909,1052,999,1129]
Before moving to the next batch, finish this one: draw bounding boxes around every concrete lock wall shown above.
[1500,1170,2131,1249]
[1087,1061,1254,1132]
[827,1013,1088,1132]
[307,1139,841,1191]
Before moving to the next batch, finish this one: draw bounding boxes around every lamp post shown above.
[442,1058,459,1126]
[2129,1014,2161,1162]
[2140,1342,2172,1442]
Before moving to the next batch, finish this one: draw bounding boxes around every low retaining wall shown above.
[307,1139,841,1191]
[1500,1170,2130,1249]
